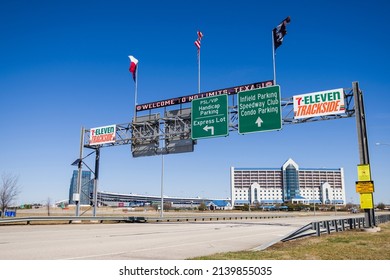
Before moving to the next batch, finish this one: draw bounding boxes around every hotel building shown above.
[230,158,346,206]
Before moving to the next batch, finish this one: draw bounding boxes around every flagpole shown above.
[198,49,201,93]
[272,30,276,85]
[195,31,202,94]
[134,65,138,120]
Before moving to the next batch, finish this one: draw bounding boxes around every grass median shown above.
[191,222,390,260]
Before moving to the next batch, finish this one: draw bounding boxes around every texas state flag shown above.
[128,55,138,81]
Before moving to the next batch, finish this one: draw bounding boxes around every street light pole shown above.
[160,153,164,218]
[312,186,316,216]
[92,147,100,217]
[333,186,337,216]
[75,127,84,217]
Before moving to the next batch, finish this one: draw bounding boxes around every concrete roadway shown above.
[0,213,362,260]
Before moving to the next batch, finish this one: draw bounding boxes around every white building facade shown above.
[231,158,346,206]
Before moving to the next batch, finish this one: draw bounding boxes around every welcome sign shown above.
[293,88,345,119]
[89,124,116,145]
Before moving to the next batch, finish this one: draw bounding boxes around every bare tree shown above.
[0,173,20,217]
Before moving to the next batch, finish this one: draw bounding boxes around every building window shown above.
[283,164,299,200]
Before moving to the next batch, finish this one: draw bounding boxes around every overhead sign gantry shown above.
[76,81,375,226]
[80,81,356,152]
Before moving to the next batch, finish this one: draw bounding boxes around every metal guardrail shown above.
[0,214,289,225]
[281,214,390,242]
[147,214,289,223]
[0,216,148,225]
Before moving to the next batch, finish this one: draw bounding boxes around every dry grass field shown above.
[192,222,390,260]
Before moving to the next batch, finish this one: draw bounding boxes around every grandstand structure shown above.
[95,190,232,210]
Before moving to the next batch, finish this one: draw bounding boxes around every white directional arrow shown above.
[203,125,215,135]
[255,117,263,127]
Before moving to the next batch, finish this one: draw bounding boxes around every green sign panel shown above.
[238,85,282,134]
[191,95,229,140]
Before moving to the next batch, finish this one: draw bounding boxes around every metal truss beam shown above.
[82,88,356,151]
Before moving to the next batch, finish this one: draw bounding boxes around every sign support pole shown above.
[353,81,375,227]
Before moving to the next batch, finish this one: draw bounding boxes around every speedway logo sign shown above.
[293,88,345,119]
[89,124,116,145]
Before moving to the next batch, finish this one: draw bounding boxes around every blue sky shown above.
[1,0,390,205]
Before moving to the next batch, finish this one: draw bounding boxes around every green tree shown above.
[377,203,386,210]
[242,204,250,211]
[198,202,207,211]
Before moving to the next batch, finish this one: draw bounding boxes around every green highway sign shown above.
[191,94,229,140]
[238,85,282,134]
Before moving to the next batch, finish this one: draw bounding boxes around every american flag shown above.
[194,31,203,52]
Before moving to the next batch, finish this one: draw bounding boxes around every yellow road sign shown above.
[357,164,371,181]
[360,193,374,209]
[355,181,374,193]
